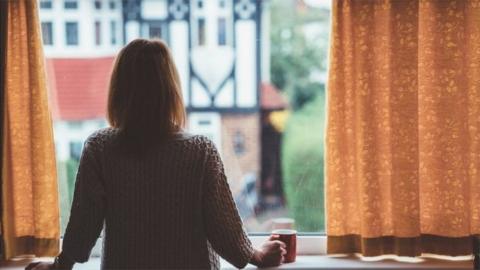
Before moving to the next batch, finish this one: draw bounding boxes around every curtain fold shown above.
[0,0,8,260]
[326,0,480,257]
[1,0,60,259]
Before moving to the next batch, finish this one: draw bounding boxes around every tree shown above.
[270,0,329,110]
[269,0,330,231]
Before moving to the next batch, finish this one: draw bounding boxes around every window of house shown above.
[69,141,83,161]
[64,0,78,9]
[197,18,206,46]
[148,24,163,39]
[109,0,116,10]
[95,21,102,46]
[41,22,53,45]
[40,0,53,9]
[39,0,330,237]
[110,21,117,45]
[219,0,226,9]
[217,17,227,46]
[94,0,102,10]
[65,22,78,45]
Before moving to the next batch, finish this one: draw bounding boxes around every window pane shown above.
[197,18,205,46]
[218,18,226,46]
[95,0,102,10]
[149,24,163,39]
[65,22,78,45]
[41,22,53,45]
[64,0,78,9]
[40,0,52,9]
[110,21,117,45]
[39,0,330,235]
[95,21,102,46]
[109,0,116,10]
[219,0,226,8]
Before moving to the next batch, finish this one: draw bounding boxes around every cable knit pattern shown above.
[62,128,254,269]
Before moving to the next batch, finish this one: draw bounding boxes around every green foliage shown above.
[270,0,330,110]
[282,94,325,231]
[57,158,79,233]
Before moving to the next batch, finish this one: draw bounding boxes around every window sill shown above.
[1,255,471,270]
[2,236,472,270]
[221,255,472,269]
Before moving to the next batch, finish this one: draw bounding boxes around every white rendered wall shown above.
[235,21,257,107]
[39,0,123,58]
[54,120,107,161]
[170,21,190,106]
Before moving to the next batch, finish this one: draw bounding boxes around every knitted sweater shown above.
[62,128,254,269]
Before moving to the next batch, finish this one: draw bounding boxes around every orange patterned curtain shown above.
[2,0,60,259]
[327,0,480,256]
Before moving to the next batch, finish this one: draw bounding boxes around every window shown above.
[95,21,102,46]
[65,22,78,45]
[148,24,163,39]
[39,0,331,236]
[218,18,227,46]
[110,21,117,45]
[219,0,226,8]
[109,0,116,10]
[64,0,78,9]
[197,18,206,46]
[69,141,83,161]
[41,22,53,45]
[94,0,102,10]
[40,0,52,9]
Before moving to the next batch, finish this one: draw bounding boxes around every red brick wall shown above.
[220,112,260,195]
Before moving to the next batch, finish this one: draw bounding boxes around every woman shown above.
[27,39,286,270]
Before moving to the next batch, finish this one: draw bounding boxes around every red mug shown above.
[271,229,297,263]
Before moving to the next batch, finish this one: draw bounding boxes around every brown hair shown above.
[107,39,185,155]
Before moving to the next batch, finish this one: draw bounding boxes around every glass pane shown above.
[217,18,226,46]
[39,0,330,234]
[41,22,53,45]
[95,0,102,10]
[64,0,78,9]
[109,1,116,10]
[40,0,52,9]
[197,18,206,46]
[110,21,117,45]
[65,22,78,45]
[95,21,102,46]
[148,24,163,39]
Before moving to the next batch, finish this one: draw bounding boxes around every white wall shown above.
[39,0,123,58]
[54,119,108,161]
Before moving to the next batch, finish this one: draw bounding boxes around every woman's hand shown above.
[25,262,55,270]
[250,235,287,267]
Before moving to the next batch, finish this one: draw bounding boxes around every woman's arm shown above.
[201,138,284,268]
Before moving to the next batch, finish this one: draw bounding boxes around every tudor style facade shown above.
[39,0,285,217]
[122,0,262,195]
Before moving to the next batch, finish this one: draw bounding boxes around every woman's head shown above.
[107,39,185,154]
